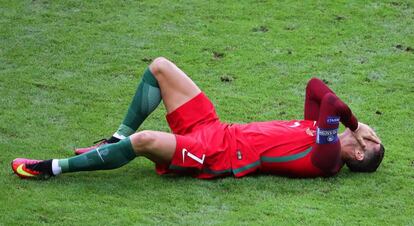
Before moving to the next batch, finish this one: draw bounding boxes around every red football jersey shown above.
[230,119,343,178]
[158,78,357,179]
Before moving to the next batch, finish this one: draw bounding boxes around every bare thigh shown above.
[129,130,176,165]
[149,57,201,113]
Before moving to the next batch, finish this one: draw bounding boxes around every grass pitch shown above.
[1,0,413,225]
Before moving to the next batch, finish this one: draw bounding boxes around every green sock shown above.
[115,68,161,138]
[58,138,136,173]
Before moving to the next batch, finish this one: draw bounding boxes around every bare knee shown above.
[149,57,172,75]
[130,130,158,154]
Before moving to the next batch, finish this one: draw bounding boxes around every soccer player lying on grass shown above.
[12,57,384,180]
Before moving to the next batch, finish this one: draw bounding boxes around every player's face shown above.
[340,130,379,161]
[352,138,381,161]
[362,139,381,155]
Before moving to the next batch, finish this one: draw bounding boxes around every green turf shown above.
[1,0,413,225]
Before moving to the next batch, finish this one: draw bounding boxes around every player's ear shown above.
[355,149,364,161]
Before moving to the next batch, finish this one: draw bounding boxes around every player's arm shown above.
[310,93,354,174]
[310,92,380,175]
[304,78,379,146]
[304,78,336,121]
[304,77,359,130]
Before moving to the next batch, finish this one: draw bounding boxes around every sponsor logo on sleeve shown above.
[326,116,340,125]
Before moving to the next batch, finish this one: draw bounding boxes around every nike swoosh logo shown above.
[16,164,34,177]
[182,148,187,163]
[289,122,301,128]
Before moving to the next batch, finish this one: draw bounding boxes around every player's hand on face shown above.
[352,122,381,149]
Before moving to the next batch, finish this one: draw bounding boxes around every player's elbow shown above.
[306,77,321,95]
[306,77,322,89]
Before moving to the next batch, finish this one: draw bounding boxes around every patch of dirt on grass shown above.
[220,75,234,83]
[334,15,346,21]
[252,25,269,33]
[322,79,330,84]
[395,44,413,52]
[141,57,152,63]
[213,51,224,60]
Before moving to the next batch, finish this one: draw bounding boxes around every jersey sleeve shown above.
[304,78,335,121]
[305,78,358,131]
[310,93,358,175]
[334,98,359,131]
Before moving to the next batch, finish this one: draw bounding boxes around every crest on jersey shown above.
[306,128,316,136]
[237,150,243,160]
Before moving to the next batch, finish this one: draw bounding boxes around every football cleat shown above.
[11,158,51,179]
[74,139,108,155]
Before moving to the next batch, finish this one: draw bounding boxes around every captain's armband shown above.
[316,128,339,144]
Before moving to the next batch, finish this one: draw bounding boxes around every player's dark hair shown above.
[346,144,385,172]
